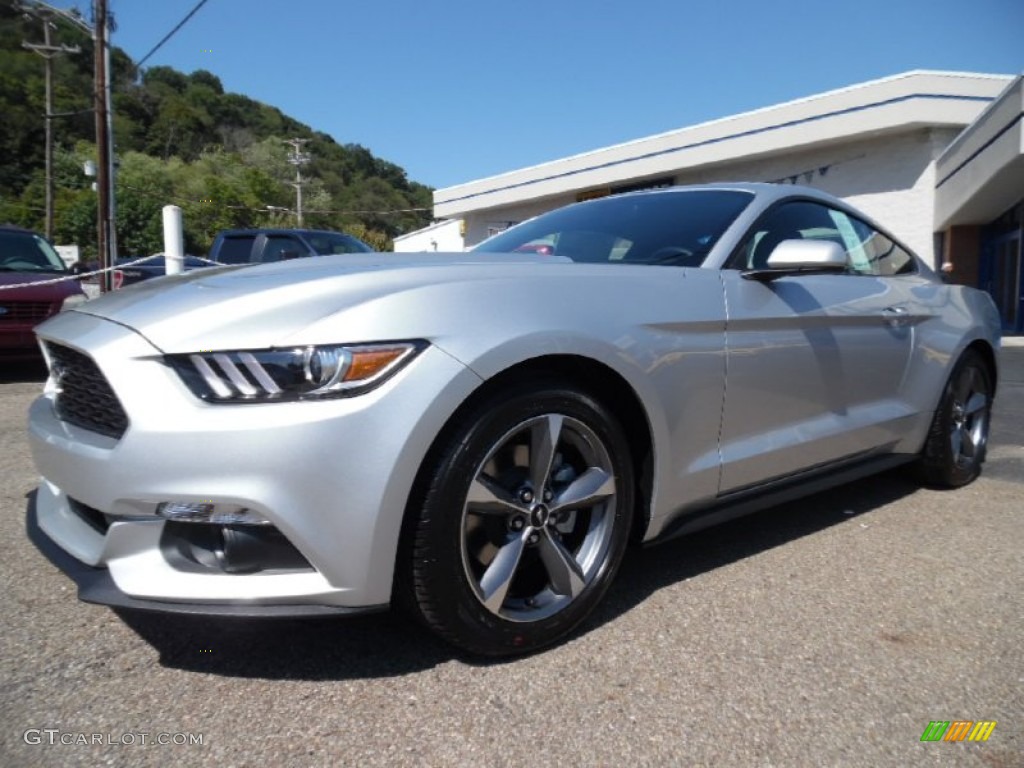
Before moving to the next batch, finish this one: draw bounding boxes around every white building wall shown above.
[438,72,1010,222]
[393,219,465,253]
[442,72,1014,268]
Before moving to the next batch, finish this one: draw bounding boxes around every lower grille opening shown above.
[68,497,111,534]
[160,522,314,575]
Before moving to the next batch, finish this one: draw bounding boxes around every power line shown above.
[116,181,430,217]
[136,0,211,68]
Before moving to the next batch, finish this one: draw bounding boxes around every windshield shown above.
[472,190,753,267]
[0,230,68,272]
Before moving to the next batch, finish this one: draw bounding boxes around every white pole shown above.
[162,205,184,275]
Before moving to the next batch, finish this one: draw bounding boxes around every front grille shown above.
[46,343,129,439]
[0,301,55,323]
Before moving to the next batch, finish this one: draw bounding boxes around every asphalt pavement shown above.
[0,347,1021,768]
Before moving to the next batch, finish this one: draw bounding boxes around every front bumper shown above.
[25,500,382,617]
[27,311,482,613]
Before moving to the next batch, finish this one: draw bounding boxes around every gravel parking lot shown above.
[1,347,1021,767]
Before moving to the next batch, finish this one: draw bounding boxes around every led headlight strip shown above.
[169,341,425,402]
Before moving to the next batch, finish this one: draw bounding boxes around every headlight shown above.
[168,341,425,402]
[60,292,88,311]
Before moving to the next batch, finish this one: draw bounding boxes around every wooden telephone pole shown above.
[93,0,112,291]
[22,14,80,240]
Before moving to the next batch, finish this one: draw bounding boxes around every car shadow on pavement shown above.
[108,469,920,678]
[593,468,921,628]
[116,608,455,679]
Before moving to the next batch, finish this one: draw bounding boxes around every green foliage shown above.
[0,0,433,255]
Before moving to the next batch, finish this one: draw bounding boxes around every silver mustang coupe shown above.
[27,184,1000,656]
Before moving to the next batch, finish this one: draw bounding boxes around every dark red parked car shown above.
[0,226,87,361]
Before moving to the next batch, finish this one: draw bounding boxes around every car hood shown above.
[0,270,81,298]
[64,252,578,352]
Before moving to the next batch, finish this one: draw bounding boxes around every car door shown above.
[717,199,919,493]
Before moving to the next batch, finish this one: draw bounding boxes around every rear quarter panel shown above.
[897,281,1001,452]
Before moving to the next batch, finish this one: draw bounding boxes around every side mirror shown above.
[69,262,86,276]
[742,239,848,282]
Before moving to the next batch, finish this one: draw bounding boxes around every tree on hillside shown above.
[0,0,433,253]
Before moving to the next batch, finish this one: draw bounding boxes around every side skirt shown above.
[646,452,915,546]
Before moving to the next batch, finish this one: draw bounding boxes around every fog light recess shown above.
[156,502,271,526]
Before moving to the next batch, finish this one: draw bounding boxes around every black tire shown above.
[915,349,993,488]
[398,383,635,657]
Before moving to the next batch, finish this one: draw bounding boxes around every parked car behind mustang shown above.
[0,226,86,361]
[83,229,375,292]
[209,229,374,264]
[26,184,1000,656]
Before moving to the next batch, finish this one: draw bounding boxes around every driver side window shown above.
[732,201,845,270]
[732,200,917,276]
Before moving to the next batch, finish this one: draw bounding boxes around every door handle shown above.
[882,306,910,328]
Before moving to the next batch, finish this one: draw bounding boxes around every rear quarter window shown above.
[215,236,256,264]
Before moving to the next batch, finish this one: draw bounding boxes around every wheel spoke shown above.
[479,532,529,612]
[551,467,615,512]
[538,528,586,598]
[530,415,563,494]
[467,475,524,515]
[964,392,987,418]
[961,427,978,459]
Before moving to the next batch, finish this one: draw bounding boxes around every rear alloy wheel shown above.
[402,385,634,656]
[916,349,993,488]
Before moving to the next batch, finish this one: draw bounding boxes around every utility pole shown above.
[23,14,80,240]
[94,0,111,291]
[283,138,310,227]
[103,8,118,272]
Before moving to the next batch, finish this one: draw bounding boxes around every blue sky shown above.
[51,0,1024,190]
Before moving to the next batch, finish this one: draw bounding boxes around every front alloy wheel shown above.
[400,384,634,656]
[462,413,618,623]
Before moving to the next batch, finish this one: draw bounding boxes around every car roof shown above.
[606,182,888,238]
[615,182,847,208]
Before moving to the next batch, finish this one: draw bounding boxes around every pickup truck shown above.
[208,229,374,264]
